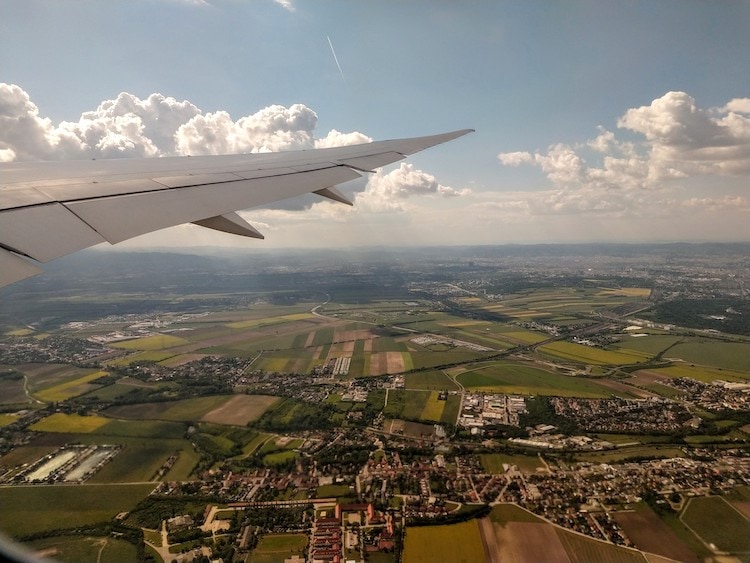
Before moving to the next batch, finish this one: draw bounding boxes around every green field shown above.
[316,484,352,497]
[30,413,110,433]
[402,519,485,563]
[681,496,750,553]
[249,533,307,563]
[25,535,138,563]
[105,395,233,422]
[111,333,190,350]
[613,335,681,356]
[650,364,749,383]
[0,484,154,537]
[457,361,618,397]
[539,341,650,366]
[405,371,459,391]
[0,413,20,427]
[420,391,446,422]
[34,370,106,402]
[667,341,750,373]
[480,453,546,473]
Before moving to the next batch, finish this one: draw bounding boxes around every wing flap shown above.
[193,212,264,239]
[65,166,361,244]
[0,249,43,287]
[0,204,106,262]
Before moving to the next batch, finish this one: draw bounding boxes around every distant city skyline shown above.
[2,1,749,248]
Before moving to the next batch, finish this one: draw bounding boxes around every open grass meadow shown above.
[0,413,20,427]
[76,435,199,482]
[681,496,750,553]
[419,391,448,422]
[0,484,154,537]
[106,349,181,366]
[648,364,749,383]
[34,370,107,402]
[538,341,651,366]
[26,535,138,563]
[249,533,307,563]
[30,413,110,433]
[18,364,101,398]
[612,334,682,356]
[480,453,546,473]
[402,520,485,563]
[104,395,235,422]
[111,333,190,351]
[405,370,459,391]
[457,361,618,397]
[666,340,750,373]
[382,389,458,425]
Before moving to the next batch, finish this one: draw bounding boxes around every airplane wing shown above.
[0,129,473,288]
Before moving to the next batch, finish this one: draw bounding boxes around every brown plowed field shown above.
[201,394,280,426]
[731,500,750,518]
[368,352,405,375]
[480,519,571,563]
[613,508,699,563]
[334,329,372,342]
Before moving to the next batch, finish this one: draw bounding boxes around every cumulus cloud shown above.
[0,84,331,160]
[496,91,750,218]
[0,83,465,232]
[354,163,471,213]
[175,104,318,155]
[315,129,372,148]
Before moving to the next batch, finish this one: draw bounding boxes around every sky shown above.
[1,0,749,249]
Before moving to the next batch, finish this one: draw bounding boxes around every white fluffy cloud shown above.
[497,91,750,218]
[0,84,328,160]
[354,163,471,213]
[0,83,467,229]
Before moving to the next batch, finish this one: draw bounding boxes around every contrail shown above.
[327,35,346,83]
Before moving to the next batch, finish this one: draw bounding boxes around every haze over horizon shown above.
[2,1,749,249]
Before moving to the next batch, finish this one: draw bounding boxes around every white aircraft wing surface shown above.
[0,129,472,288]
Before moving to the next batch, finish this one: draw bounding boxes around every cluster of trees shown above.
[650,298,750,335]
[519,396,579,435]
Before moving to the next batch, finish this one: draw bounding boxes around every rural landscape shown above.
[0,243,749,563]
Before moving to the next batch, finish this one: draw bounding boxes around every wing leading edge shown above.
[0,129,473,287]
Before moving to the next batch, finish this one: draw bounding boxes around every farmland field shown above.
[26,535,138,562]
[538,341,650,366]
[480,453,545,474]
[0,484,154,537]
[457,362,617,397]
[0,413,20,427]
[111,333,189,350]
[200,394,280,425]
[666,341,750,373]
[403,519,485,563]
[647,364,749,383]
[613,504,699,563]
[105,395,234,422]
[249,533,307,563]
[419,391,446,422]
[681,496,750,553]
[555,527,646,563]
[30,413,109,433]
[34,370,107,402]
[405,371,459,390]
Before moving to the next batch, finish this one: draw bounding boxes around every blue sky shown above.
[1,1,749,247]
